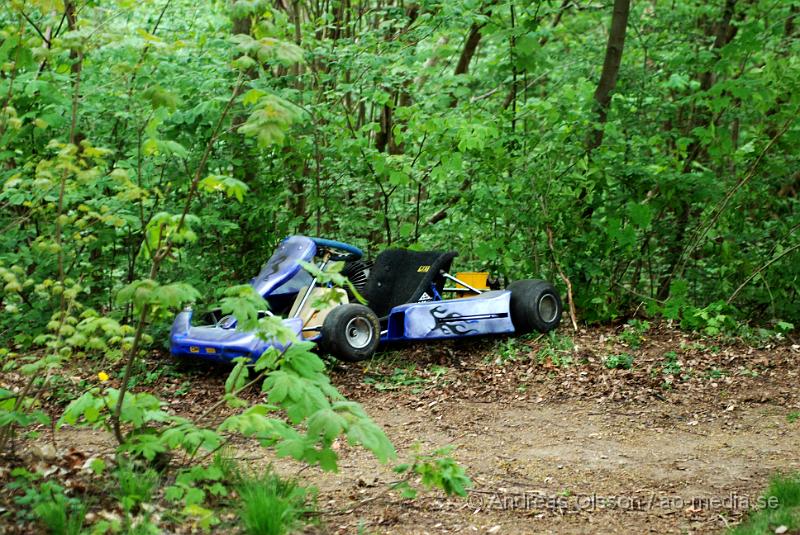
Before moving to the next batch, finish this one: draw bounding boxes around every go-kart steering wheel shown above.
[310,237,363,262]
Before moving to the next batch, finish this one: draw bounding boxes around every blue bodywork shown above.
[169,235,517,363]
[384,291,514,341]
[170,236,317,362]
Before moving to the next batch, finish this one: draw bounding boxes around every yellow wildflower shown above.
[98,371,110,382]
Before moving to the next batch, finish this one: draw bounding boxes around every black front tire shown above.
[508,279,563,334]
[321,304,381,362]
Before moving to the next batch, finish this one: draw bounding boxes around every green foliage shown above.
[536,332,575,367]
[115,462,160,513]
[768,474,800,508]
[0,0,797,383]
[393,446,472,498]
[231,35,305,66]
[33,498,86,535]
[617,319,650,349]
[658,350,687,388]
[0,1,800,352]
[116,279,200,315]
[164,463,229,528]
[199,175,249,202]
[707,368,727,379]
[661,351,683,377]
[603,354,634,370]
[56,311,395,482]
[493,338,525,364]
[776,321,795,334]
[0,388,49,428]
[12,478,86,535]
[6,0,798,529]
[219,285,270,332]
[363,365,449,393]
[299,260,367,305]
[237,92,306,147]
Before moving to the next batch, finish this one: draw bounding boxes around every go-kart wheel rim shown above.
[345,316,373,349]
[537,293,559,324]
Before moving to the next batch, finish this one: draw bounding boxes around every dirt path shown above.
[229,327,800,534]
[236,394,797,534]
[14,325,800,534]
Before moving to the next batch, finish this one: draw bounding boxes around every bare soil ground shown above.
[4,324,800,534]
[262,326,800,534]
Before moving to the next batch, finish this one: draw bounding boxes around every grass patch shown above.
[33,497,86,535]
[236,467,315,535]
[115,462,160,513]
[729,473,800,535]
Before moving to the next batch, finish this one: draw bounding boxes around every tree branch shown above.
[18,10,49,44]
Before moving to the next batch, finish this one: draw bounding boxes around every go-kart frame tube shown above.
[292,256,329,321]
[441,271,483,295]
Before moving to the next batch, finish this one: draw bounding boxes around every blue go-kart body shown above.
[170,235,562,363]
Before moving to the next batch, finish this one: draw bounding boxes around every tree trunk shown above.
[786,4,798,38]
[586,0,630,151]
[65,0,82,76]
[232,12,251,35]
[454,23,484,76]
[448,0,498,106]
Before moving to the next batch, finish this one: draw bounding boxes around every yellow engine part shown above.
[454,272,490,295]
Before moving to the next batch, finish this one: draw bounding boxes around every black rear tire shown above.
[321,304,380,362]
[508,280,563,334]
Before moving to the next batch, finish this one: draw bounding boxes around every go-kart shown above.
[170,235,562,363]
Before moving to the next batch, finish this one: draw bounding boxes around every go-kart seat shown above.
[364,249,457,318]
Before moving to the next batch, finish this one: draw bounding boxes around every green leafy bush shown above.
[5,0,798,530]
